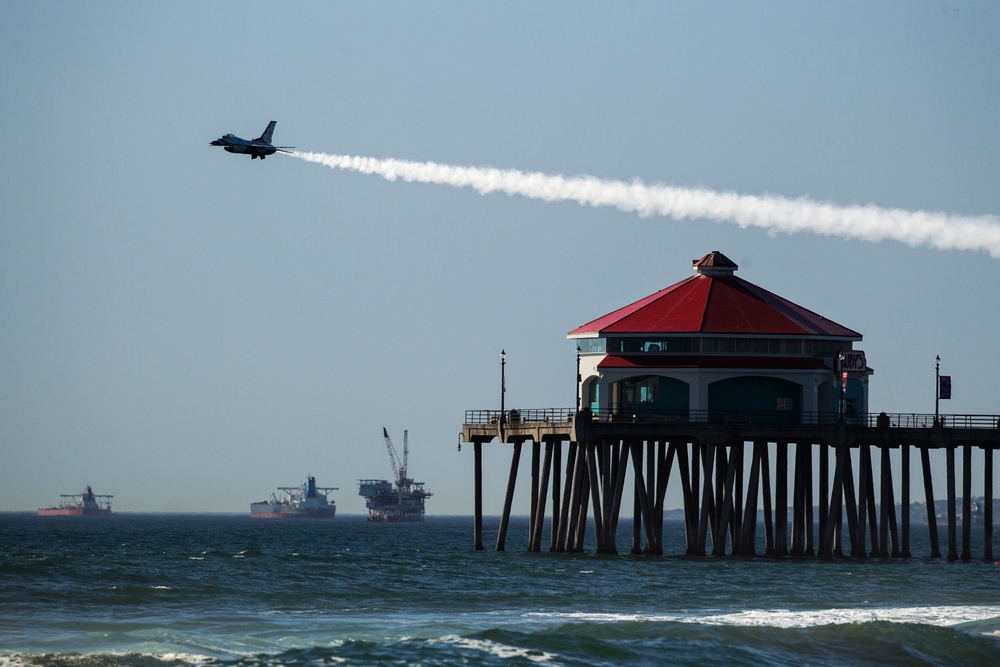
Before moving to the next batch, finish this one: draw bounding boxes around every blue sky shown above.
[2,2,998,515]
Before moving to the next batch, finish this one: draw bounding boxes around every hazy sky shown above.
[2,2,998,516]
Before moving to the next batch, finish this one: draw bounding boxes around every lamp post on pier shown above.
[935,354,940,426]
[575,345,581,413]
[500,349,506,425]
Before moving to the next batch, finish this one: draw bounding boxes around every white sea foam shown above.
[0,652,217,667]
[528,605,1000,629]
[438,635,559,663]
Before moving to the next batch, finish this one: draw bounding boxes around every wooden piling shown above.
[740,442,763,555]
[820,445,844,559]
[555,442,576,552]
[731,442,744,554]
[631,441,643,555]
[674,442,696,554]
[573,460,590,552]
[790,442,805,557]
[563,443,584,552]
[857,444,868,556]
[885,446,900,557]
[474,441,483,551]
[840,447,862,558]
[761,442,774,556]
[529,442,552,552]
[651,442,673,556]
[630,441,656,555]
[529,441,539,547]
[901,443,911,558]
[947,445,957,561]
[775,442,788,557]
[608,442,630,549]
[920,446,942,558]
[586,442,608,553]
[550,440,562,552]
[696,444,714,556]
[985,445,994,562]
[961,443,971,561]
[819,443,828,550]
[496,440,522,551]
[804,444,815,557]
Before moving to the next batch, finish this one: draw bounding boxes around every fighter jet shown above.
[210,120,293,159]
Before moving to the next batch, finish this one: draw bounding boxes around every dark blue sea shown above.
[2,514,999,666]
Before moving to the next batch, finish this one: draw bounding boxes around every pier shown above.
[463,251,998,560]
[462,409,999,560]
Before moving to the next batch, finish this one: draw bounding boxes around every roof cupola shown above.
[693,250,738,277]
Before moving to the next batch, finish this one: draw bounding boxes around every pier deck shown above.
[462,409,999,560]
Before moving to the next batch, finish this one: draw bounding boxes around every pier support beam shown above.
[474,441,483,551]
[819,443,829,551]
[985,445,994,562]
[550,440,562,552]
[631,441,656,555]
[496,440,523,551]
[921,446,942,559]
[947,445,958,561]
[529,441,539,548]
[555,442,577,552]
[901,443,911,558]
[962,444,972,561]
[528,441,553,552]
[775,441,788,557]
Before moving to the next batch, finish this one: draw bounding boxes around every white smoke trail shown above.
[288,151,1000,259]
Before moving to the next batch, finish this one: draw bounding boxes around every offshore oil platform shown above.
[358,428,432,522]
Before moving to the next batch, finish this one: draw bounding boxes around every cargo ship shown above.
[359,428,432,522]
[38,486,113,516]
[250,476,338,518]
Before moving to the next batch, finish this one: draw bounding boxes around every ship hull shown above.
[250,503,336,519]
[37,508,112,517]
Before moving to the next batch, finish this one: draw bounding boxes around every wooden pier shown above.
[462,409,999,560]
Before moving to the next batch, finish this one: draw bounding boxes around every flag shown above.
[939,376,951,400]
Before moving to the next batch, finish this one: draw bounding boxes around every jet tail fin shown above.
[255,120,277,145]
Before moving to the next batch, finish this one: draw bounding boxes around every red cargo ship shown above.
[38,486,113,516]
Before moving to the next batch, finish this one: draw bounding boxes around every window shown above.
[576,338,607,354]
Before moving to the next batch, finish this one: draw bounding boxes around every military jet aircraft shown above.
[210,120,293,159]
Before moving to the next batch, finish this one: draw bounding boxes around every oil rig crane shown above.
[382,426,412,490]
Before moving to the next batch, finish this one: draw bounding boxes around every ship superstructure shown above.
[250,476,338,518]
[38,486,113,516]
[359,428,432,522]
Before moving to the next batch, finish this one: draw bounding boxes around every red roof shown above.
[568,251,861,338]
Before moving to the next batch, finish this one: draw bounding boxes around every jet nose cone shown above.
[210,140,223,146]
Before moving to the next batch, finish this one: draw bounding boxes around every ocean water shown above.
[2,514,999,666]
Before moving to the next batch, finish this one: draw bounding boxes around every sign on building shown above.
[836,350,867,373]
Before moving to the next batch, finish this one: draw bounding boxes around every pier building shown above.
[570,251,869,424]
[461,252,999,560]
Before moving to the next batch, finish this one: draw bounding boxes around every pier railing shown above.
[464,408,575,425]
[463,408,1000,430]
